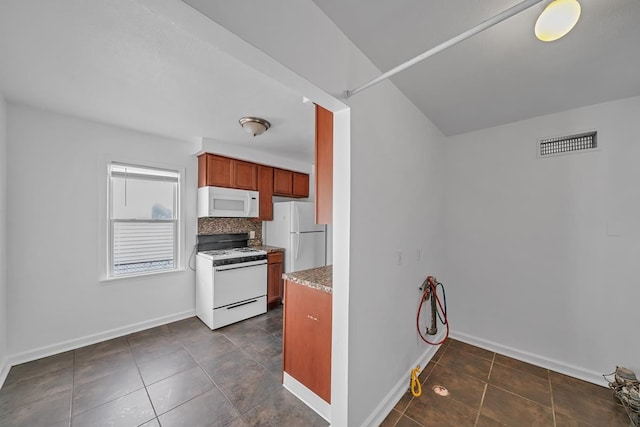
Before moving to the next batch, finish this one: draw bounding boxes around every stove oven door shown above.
[211,260,267,329]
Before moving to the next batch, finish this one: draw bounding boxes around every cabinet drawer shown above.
[267,251,284,264]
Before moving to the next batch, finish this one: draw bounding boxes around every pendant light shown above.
[239,117,271,137]
[535,0,581,42]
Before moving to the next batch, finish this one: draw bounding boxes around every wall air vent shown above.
[539,131,597,157]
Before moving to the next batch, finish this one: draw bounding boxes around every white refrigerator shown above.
[266,201,326,273]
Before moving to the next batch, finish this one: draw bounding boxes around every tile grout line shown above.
[181,338,242,420]
[548,370,557,427]
[474,352,495,427]
[127,335,161,425]
[70,350,76,426]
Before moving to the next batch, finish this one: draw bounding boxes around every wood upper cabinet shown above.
[258,166,274,221]
[283,280,332,403]
[274,169,310,198]
[267,251,284,306]
[292,172,310,198]
[273,168,293,196]
[233,160,258,190]
[315,104,333,224]
[198,153,309,209]
[199,153,233,188]
[198,153,257,190]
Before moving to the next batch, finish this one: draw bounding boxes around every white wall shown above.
[180,1,446,425]
[0,94,8,383]
[6,104,199,360]
[444,96,640,383]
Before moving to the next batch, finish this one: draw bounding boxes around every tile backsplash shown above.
[198,217,263,246]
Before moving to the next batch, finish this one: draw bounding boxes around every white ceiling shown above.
[0,0,315,163]
[312,0,640,135]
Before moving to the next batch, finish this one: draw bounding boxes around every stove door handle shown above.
[214,260,267,271]
[226,299,258,310]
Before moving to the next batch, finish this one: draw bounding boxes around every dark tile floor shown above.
[0,306,328,427]
[382,339,633,427]
[2,314,634,427]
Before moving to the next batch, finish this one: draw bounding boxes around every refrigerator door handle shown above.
[294,203,300,234]
[294,232,300,261]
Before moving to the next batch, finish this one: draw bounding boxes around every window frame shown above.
[105,161,183,280]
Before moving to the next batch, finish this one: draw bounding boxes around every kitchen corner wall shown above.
[0,94,8,381]
[6,104,199,359]
[444,95,640,383]
[198,217,263,246]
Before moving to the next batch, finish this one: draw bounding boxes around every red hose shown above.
[416,276,449,345]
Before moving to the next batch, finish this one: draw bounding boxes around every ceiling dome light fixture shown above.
[535,0,581,42]
[239,116,271,137]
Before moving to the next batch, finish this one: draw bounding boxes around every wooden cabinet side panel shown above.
[258,166,274,220]
[292,172,310,198]
[207,154,234,188]
[273,168,293,195]
[267,259,283,305]
[233,160,258,190]
[315,105,333,224]
[198,154,208,188]
[283,280,332,403]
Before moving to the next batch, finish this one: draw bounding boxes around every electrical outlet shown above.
[249,231,256,239]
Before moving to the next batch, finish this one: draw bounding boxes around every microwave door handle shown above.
[245,192,251,216]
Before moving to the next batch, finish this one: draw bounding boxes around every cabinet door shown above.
[283,281,332,403]
[315,105,333,224]
[258,166,274,220]
[273,168,293,196]
[292,172,309,198]
[233,160,258,190]
[267,252,283,305]
[206,154,233,188]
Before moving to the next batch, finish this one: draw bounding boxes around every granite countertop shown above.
[283,265,333,294]
[252,245,285,254]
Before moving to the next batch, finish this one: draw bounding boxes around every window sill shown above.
[100,268,188,284]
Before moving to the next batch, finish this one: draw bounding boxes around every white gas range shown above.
[195,234,267,330]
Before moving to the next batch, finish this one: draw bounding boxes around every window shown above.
[108,163,180,277]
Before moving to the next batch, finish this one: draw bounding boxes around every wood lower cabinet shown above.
[267,251,283,305]
[258,166,274,220]
[283,280,332,403]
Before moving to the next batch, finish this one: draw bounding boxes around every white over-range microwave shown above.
[197,186,259,218]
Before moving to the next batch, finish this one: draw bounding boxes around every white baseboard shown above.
[283,372,331,422]
[449,331,609,387]
[0,356,10,389]
[361,329,447,427]
[7,309,196,368]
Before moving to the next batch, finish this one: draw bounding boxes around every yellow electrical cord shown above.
[411,365,422,397]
